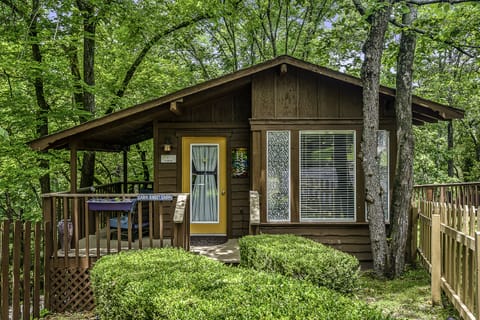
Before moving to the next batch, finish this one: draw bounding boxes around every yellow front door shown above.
[182,137,227,235]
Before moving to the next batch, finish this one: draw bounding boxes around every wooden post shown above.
[33,222,41,318]
[42,197,53,310]
[12,221,21,319]
[249,191,260,235]
[70,145,77,193]
[123,149,128,193]
[410,205,419,264]
[153,123,160,238]
[1,220,10,320]
[173,194,188,249]
[439,186,445,203]
[23,222,32,320]
[475,231,480,320]
[431,211,441,306]
[426,187,434,202]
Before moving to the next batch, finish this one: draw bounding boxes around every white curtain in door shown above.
[191,145,218,222]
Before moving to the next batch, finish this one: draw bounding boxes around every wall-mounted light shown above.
[163,137,172,152]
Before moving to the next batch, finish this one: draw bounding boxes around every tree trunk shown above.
[80,151,96,188]
[389,5,417,277]
[360,0,392,277]
[30,0,50,194]
[77,0,97,188]
[135,144,150,182]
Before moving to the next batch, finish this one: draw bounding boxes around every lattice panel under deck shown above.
[49,267,94,312]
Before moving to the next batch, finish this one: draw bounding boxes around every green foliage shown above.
[239,234,360,294]
[91,248,388,320]
[357,268,459,319]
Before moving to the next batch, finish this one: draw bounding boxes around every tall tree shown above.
[389,4,417,277]
[354,0,394,276]
[76,0,98,188]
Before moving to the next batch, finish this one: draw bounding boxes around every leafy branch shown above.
[113,14,213,102]
[388,17,475,58]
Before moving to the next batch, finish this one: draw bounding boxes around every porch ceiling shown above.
[28,55,464,152]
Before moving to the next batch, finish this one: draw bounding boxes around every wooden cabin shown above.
[30,55,463,266]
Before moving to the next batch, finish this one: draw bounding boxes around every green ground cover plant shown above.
[90,248,388,320]
[239,234,360,294]
[356,268,459,320]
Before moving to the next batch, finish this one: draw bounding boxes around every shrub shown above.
[239,234,360,294]
[91,248,388,320]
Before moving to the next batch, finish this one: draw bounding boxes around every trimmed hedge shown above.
[239,234,360,294]
[91,248,388,320]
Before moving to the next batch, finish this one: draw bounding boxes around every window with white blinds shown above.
[299,131,356,221]
[266,131,290,221]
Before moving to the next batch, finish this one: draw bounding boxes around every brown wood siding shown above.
[154,88,252,238]
[173,87,251,123]
[298,72,318,117]
[252,67,368,120]
[230,131,251,237]
[252,71,275,119]
[258,223,372,263]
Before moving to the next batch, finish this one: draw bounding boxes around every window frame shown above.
[298,130,357,222]
[266,130,291,222]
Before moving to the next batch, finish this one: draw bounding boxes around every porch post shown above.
[123,149,128,193]
[153,121,160,238]
[70,144,77,193]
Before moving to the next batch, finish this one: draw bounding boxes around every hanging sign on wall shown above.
[232,147,248,178]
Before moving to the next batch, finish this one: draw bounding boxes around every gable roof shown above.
[29,55,464,152]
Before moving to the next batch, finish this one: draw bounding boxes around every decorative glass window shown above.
[266,131,290,221]
[299,131,356,221]
[377,130,390,221]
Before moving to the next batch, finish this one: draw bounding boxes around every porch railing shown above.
[41,191,189,312]
[414,183,480,320]
[92,181,154,194]
[414,182,480,207]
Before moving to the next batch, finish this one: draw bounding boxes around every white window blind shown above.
[299,131,356,221]
[266,131,290,221]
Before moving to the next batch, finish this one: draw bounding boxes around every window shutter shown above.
[299,131,356,221]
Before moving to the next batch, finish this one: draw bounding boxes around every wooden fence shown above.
[0,220,43,320]
[1,190,190,317]
[414,189,480,319]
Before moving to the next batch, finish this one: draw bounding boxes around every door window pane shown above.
[267,131,290,221]
[191,144,219,223]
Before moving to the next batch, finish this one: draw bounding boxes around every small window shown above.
[266,131,290,221]
[299,131,356,221]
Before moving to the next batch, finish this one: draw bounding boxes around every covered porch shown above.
[40,179,192,311]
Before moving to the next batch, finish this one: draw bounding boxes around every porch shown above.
[41,182,192,312]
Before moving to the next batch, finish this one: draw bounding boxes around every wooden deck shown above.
[42,191,191,313]
[56,231,240,264]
